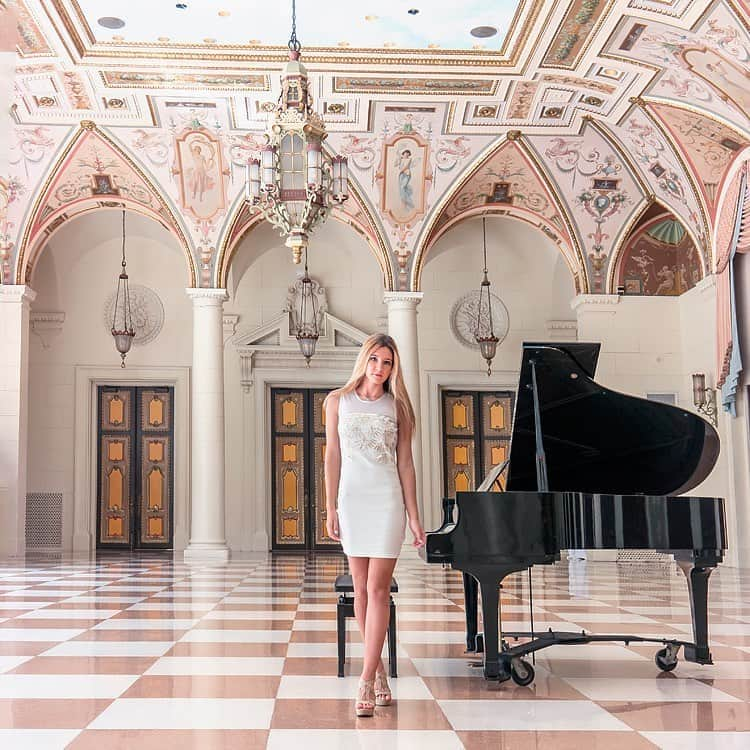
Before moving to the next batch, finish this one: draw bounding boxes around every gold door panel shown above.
[97,386,174,550]
[271,388,340,551]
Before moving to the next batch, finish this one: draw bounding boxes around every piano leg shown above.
[462,573,479,652]
[475,574,505,680]
[676,558,716,665]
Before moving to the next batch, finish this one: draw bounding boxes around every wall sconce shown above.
[692,373,717,426]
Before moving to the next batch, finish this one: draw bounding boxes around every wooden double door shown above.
[271,388,340,552]
[96,386,174,550]
[441,389,515,496]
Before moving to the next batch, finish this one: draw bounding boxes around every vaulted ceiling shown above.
[4,0,750,292]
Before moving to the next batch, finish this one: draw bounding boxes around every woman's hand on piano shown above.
[409,517,426,548]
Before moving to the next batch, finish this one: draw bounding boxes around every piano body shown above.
[421,342,726,685]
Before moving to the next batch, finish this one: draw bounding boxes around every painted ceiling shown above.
[2,0,750,293]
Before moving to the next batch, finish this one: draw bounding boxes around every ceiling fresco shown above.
[2,0,750,291]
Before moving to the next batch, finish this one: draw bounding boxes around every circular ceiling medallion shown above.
[471,25,498,38]
[450,290,510,351]
[97,17,125,30]
[104,285,165,347]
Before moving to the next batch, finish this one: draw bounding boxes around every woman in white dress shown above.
[324,333,426,717]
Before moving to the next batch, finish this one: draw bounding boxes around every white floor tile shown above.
[0,729,82,749]
[438,699,630,730]
[17,608,120,620]
[127,602,215,611]
[42,640,175,657]
[535,644,649,661]
[92,618,197,630]
[562,676,740,702]
[0,674,139,698]
[0,655,33,673]
[277,675,432,700]
[398,630,468,644]
[180,629,291,643]
[640,732,750,750]
[286,642,407,658]
[146,656,285,675]
[0,628,85,642]
[270,729,465,749]
[203,610,294,620]
[412,658,492,678]
[0,601,57,609]
[89,698,275,729]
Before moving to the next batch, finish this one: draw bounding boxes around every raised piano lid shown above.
[505,343,720,496]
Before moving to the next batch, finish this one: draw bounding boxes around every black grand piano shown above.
[421,342,726,686]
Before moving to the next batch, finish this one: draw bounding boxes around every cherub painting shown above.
[174,129,227,222]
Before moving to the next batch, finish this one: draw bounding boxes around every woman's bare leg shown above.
[348,556,387,676]
[361,557,397,681]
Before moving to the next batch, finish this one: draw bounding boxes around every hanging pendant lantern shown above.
[475,217,499,376]
[245,0,348,264]
[111,210,135,368]
[296,247,320,366]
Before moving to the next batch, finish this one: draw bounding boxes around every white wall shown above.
[28,210,192,551]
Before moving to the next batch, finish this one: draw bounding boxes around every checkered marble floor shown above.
[1,551,750,749]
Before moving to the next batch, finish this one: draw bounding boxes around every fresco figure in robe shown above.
[396,149,415,211]
[188,142,214,203]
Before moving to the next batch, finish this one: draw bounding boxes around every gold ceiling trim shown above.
[332,77,498,96]
[541,0,618,71]
[100,70,270,91]
[44,0,547,68]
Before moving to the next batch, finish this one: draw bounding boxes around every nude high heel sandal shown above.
[374,670,392,706]
[356,678,375,717]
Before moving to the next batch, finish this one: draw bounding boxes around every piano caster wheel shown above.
[509,657,535,687]
[655,647,679,672]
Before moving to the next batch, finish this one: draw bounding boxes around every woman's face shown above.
[365,345,394,387]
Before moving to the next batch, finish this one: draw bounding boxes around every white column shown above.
[185,288,230,562]
[0,285,36,556]
[384,291,425,523]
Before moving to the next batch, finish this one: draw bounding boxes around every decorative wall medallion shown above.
[104,284,164,346]
[450,291,510,351]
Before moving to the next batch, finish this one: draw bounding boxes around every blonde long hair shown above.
[326,333,415,433]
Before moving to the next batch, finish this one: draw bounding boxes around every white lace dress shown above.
[336,390,406,558]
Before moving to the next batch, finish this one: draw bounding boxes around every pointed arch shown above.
[214,173,394,290]
[15,121,196,286]
[625,101,712,272]
[411,134,587,293]
[607,197,704,294]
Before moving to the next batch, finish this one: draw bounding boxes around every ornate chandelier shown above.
[245,0,348,264]
[296,248,320,365]
[475,217,499,376]
[111,210,135,368]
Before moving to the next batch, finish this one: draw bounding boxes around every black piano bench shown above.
[334,573,398,678]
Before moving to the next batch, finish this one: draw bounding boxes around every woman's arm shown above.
[324,393,341,541]
[396,418,426,547]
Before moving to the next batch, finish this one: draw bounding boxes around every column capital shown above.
[185,287,229,305]
[0,285,36,306]
[383,291,424,309]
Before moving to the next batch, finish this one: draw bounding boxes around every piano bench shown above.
[334,573,398,679]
